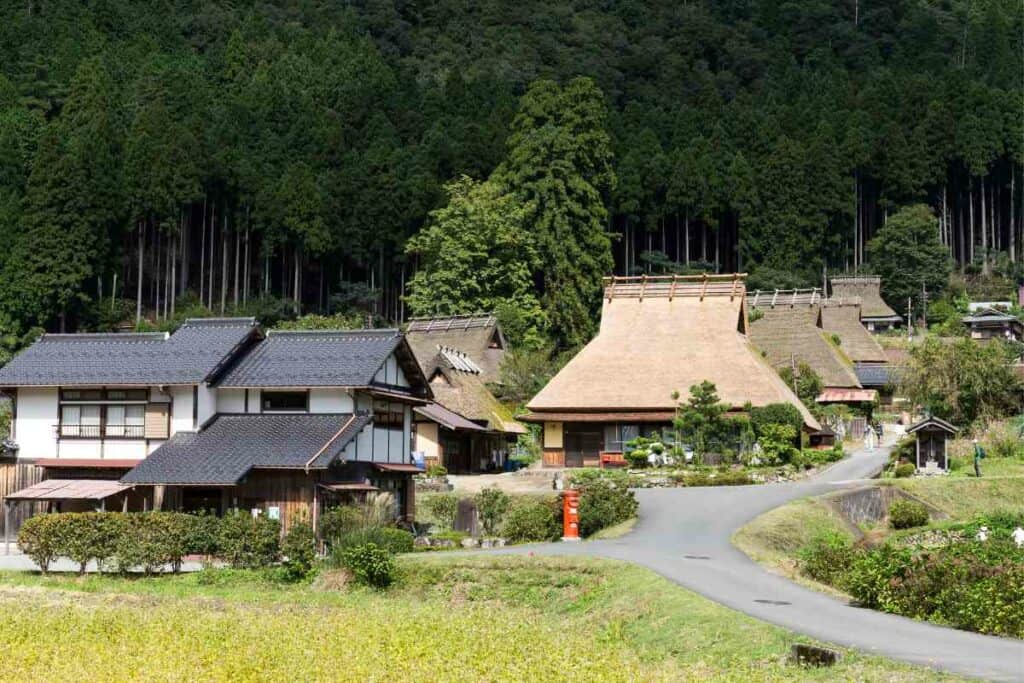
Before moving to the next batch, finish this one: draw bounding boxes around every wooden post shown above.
[4,501,10,555]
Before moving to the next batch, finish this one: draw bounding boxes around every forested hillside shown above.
[0,0,1020,347]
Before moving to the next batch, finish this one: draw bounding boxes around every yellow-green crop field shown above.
[0,556,963,682]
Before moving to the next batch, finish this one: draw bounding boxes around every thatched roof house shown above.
[820,301,887,363]
[748,292,861,389]
[829,277,902,331]
[406,314,506,384]
[524,275,819,467]
[405,315,523,473]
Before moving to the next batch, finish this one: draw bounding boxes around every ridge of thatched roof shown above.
[528,275,820,430]
[749,305,861,389]
[829,277,901,321]
[820,303,887,362]
[405,314,505,384]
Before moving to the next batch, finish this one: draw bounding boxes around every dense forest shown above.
[0,1,1020,349]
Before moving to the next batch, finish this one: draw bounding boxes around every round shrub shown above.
[185,511,222,557]
[889,500,929,529]
[341,543,395,588]
[474,487,511,536]
[424,494,458,531]
[424,464,448,478]
[577,480,638,537]
[280,520,317,582]
[502,500,559,543]
[798,531,857,586]
[894,463,916,478]
[17,514,61,573]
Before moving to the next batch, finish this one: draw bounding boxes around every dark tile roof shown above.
[0,318,258,386]
[217,329,408,388]
[854,363,900,387]
[122,413,370,485]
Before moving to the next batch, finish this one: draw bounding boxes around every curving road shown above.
[503,447,1024,681]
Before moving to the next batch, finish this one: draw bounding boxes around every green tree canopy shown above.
[867,204,952,314]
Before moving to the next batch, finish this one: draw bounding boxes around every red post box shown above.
[561,489,580,541]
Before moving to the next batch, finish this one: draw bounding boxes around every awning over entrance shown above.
[816,388,878,404]
[318,482,379,492]
[373,463,423,473]
[6,479,133,501]
[34,459,141,469]
[414,403,487,432]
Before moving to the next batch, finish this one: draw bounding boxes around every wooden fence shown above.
[0,460,44,538]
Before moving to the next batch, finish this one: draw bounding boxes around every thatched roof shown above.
[528,275,820,430]
[405,314,506,383]
[829,277,901,321]
[428,366,525,434]
[820,302,887,363]
[749,304,861,389]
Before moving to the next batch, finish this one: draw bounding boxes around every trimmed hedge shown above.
[577,479,638,537]
[889,500,929,529]
[502,500,560,543]
[330,527,414,556]
[16,511,282,574]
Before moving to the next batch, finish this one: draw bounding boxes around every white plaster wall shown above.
[107,441,149,459]
[15,387,58,459]
[169,386,194,434]
[196,383,217,426]
[59,440,102,459]
[217,388,246,413]
[415,421,440,461]
[373,354,409,387]
[309,389,353,413]
[246,389,261,413]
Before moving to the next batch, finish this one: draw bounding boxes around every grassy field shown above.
[0,556,961,682]
[892,473,1024,518]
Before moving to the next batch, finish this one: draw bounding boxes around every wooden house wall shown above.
[235,470,317,532]
[0,461,44,536]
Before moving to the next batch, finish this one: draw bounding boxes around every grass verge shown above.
[0,556,960,681]
[588,517,636,540]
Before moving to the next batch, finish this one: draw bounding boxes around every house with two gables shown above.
[405,314,525,473]
[0,318,430,537]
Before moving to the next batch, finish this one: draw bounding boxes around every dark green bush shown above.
[186,510,222,556]
[340,543,396,588]
[577,480,638,537]
[331,527,414,555]
[218,511,281,569]
[279,520,317,582]
[319,506,362,545]
[798,531,856,585]
[424,464,448,478]
[17,514,61,573]
[474,487,511,536]
[894,463,916,478]
[889,500,929,529]
[749,403,804,438]
[424,494,458,530]
[502,500,560,543]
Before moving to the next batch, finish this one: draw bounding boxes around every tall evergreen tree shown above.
[496,78,615,349]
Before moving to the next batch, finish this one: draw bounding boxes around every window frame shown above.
[261,390,310,414]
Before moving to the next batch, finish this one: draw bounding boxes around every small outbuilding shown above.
[905,415,957,472]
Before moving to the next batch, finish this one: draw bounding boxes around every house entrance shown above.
[564,425,602,468]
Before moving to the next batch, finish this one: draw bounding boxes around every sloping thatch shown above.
[829,277,901,321]
[405,314,506,383]
[820,302,887,362]
[528,276,820,430]
[749,305,861,388]
[428,367,525,434]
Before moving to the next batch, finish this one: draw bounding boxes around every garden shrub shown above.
[17,514,61,573]
[889,500,929,529]
[798,531,856,585]
[749,403,804,438]
[319,506,362,544]
[474,487,511,536]
[502,500,560,543]
[576,480,638,537]
[424,463,448,478]
[218,511,281,569]
[340,543,396,588]
[424,494,458,530]
[280,520,317,582]
[680,469,753,487]
[893,463,916,478]
[331,527,414,556]
[756,423,798,465]
[186,510,222,557]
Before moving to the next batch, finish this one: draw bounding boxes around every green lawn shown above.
[0,556,960,681]
[892,472,1024,518]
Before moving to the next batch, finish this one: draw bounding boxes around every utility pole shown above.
[906,297,914,340]
[920,283,929,331]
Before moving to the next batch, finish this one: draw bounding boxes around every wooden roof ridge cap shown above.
[304,414,360,472]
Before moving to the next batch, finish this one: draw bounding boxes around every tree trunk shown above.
[293,248,301,313]
[684,211,690,264]
[243,206,251,304]
[674,214,680,262]
[233,225,240,309]
[220,210,228,314]
[1011,166,1017,263]
[981,176,989,274]
[208,203,216,310]
[969,181,975,265]
[154,224,161,318]
[136,220,144,325]
[199,196,206,306]
[170,229,177,318]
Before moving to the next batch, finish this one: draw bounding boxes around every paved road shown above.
[502,448,1024,681]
